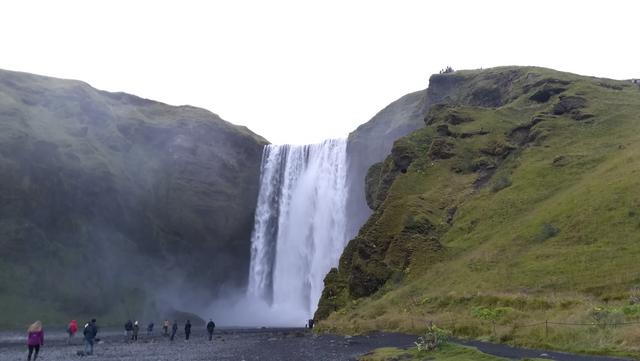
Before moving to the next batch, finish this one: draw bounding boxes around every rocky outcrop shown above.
[0,69,267,326]
[345,91,430,238]
[344,71,489,238]
[345,68,549,239]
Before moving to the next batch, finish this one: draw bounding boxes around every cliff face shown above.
[316,66,640,344]
[345,73,471,238]
[0,69,267,326]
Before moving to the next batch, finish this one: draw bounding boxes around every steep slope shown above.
[0,69,267,326]
[345,72,469,238]
[317,67,640,355]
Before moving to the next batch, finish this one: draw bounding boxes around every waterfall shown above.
[248,139,348,319]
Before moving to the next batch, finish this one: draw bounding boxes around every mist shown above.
[202,290,309,328]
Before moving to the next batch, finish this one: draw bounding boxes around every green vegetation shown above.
[359,344,511,361]
[414,323,450,351]
[317,67,640,357]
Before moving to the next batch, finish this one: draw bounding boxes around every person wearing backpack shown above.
[83,319,98,355]
[206,319,216,341]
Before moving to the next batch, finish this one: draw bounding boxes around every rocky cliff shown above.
[0,69,267,326]
[345,72,470,238]
[316,67,640,354]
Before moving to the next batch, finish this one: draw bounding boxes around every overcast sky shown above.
[2,1,638,144]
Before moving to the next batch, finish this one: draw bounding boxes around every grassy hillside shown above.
[0,69,268,327]
[359,344,535,361]
[316,67,640,356]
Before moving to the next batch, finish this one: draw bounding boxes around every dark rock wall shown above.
[0,69,267,325]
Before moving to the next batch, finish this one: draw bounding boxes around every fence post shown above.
[545,320,548,338]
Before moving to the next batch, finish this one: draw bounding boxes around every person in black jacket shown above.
[83,319,98,355]
[124,320,133,340]
[170,321,178,341]
[184,320,192,340]
[206,319,216,341]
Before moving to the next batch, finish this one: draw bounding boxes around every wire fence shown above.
[407,317,640,338]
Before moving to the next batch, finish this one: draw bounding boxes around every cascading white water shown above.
[248,139,348,319]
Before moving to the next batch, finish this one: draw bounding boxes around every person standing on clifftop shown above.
[170,320,178,341]
[206,319,216,341]
[26,320,44,361]
[184,320,192,340]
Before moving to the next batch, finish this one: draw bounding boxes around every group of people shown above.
[24,317,216,359]
[123,318,216,342]
[124,320,151,341]
[159,319,216,341]
[64,318,99,356]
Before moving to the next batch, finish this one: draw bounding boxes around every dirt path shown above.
[455,339,634,361]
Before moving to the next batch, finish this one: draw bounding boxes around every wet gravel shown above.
[0,328,415,361]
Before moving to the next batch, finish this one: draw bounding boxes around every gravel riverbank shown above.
[0,328,415,361]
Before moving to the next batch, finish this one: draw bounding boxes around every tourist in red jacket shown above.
[67,319,78,343]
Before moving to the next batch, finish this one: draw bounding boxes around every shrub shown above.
[471,306,510,322]
[415,323,451,351]
[471,306,512,335]
[590,306,625,325]
[622,304,640,318]
[533,223,559,242]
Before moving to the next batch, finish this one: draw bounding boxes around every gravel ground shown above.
[0,328,415,361]
[2,328,634,361]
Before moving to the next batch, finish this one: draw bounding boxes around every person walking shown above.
[132,321,140,341]
[83,319,98,355]
[147,322,154,335]
[163,320,170,336]
[27,320,44,361]
[206,319,216,341]
[170,320,178,341]
[184,320,192,341]
[67,319,78,344]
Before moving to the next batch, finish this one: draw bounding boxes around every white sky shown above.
[2,0,638,144]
